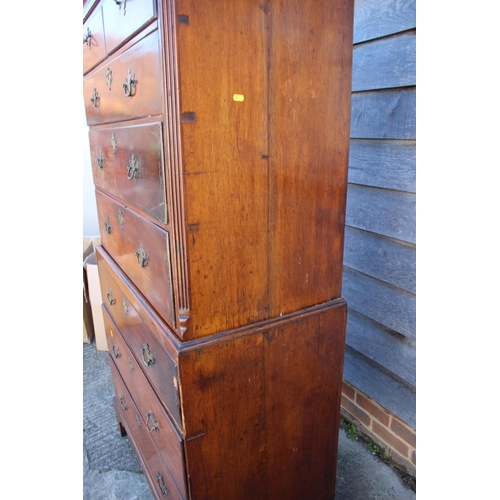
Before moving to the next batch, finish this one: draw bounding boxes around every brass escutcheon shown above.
[117,210,125,228]
[90,88,99,107]
[111,134,117,154]
[123,297,128,315]
[107,291,116,305]
[106,68,113,90]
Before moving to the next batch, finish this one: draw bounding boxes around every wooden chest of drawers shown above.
[83,0,353,498]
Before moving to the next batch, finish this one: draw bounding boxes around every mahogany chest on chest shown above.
[83,0,353,498]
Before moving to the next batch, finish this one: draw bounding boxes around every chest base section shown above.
[108,282,346,499]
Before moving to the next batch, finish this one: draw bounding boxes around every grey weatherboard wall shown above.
[342,0,416,429]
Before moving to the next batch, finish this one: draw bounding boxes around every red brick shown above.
[355,392,390,427]
[342,380,355,401]
[390,418,416,447]
[372,420,409,458]
[341,395,371,427]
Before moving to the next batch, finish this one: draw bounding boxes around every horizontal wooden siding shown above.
[342,0,416,429]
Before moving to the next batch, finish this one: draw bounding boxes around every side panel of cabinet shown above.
[180,333,267,499]
[174,0,270,338]
[263,302,347,499]
[178,300,346,499]
[267,0,354,316]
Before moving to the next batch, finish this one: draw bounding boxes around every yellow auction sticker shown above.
[233,94,245,102]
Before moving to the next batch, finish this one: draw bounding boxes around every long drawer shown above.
[109,360,185,500]
[95,190,175,328]
[83,24,163,126]
[106,314,187,497]
[89,118,167,224]
[99,259,182,429]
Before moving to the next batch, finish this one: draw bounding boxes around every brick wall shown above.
[341,380,416,477]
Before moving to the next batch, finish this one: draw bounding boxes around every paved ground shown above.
[83,340,415,499]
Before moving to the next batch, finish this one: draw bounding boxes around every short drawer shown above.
[100,270,182,429]
[107,321,187,497]
[102,0,157,55]
[83,2,106,74]
[109,360,186,500]
[83,26,162,126]
[95,190,175,329]
[89,119,167,224]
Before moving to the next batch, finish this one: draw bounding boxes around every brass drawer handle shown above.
[146,411,159,433]
[114,0,127,14]
[83,27,92,48]
[135,245,148,268]
[123,68,136,97]
[107,291,116,306]
[141,343,154,367]
[135,414,142,429]
[112,344,120,359]
[90,88,100,107]
[119,396,128,411]
[104,217,112,234]
[126,154,139,179]
[97,152,105,169]
[156,473,168,495]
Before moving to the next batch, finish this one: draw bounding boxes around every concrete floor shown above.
[83,340,415,500]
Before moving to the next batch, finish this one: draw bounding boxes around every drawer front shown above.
[109,360,185,500]
[106,319,187,496]
[83,3,106,74]
[96,190,175,328]
[102,0,157,55]
[89,120,167,224]
[99,265,182,429]
[84,27,163,126]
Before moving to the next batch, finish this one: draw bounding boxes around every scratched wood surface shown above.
[268,0,354,317]
[178,300,347,499]
[174,0,354,339]
[175,0,270,339]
